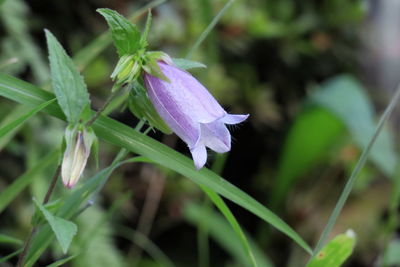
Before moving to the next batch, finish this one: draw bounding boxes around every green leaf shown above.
[307,230,356,267]
[184,202,274,267]
[0,99,55,139]
[172,58,207,70]
[33,198,78,254]
[311,75,397,176]
[0,73,312,255]
[271,108,344,207]
[73,0,166,71]
[97,8,142,56]
[0,149,60,214]
[45,30,90,123]
[0,234,23,246]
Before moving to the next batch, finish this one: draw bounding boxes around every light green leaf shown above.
[97,8,142,56]
[0,73,312,255]
[311,75,397,176]
[45,30,90,123]
[307,230,356,267]
[33,198,78,254]
[172,58,207,70]
[0,149,60,214]
[0,99,55,139]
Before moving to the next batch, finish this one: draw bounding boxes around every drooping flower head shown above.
[143,61,248,169]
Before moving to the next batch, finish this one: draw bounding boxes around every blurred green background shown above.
[1,0,400,266]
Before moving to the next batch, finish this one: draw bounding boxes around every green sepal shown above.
[142,51,172,82]
[128,81,172,134]
[172,58,207,70]
[97,8,142,56]
[140,10,152,48]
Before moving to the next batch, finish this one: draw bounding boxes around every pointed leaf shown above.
[45,30,90,123]
[97,8,142,56]
[33,199,78,254]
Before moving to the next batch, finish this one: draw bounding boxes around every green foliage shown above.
[272,108,344,207]
[33,198,78,254]
[0,149,60,214]
[184,202,274,267]
[0,73,312,255]
[311,75,397,177]
[45,30,90,123]
[0,99,54,139]
[307,230,356,267]
[97,8,142,57]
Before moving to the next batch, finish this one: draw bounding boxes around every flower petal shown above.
[220,114,249,124]
[200,121,231,153]
[157,62,226,123]
[190,144,207,170]
[145,74,200,147]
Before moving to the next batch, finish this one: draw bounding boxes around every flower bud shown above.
[61,125,95,188]
[111,54,142,86]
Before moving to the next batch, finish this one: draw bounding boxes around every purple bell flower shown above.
[144,61,248,169]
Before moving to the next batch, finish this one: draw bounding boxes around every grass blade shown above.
[0,149,60,214]
[313,83,400,255]
[0,99,54,139]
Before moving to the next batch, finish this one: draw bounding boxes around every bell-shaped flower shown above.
[143,61,248,169]
[61,125,95,188]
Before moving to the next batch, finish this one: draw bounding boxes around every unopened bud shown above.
[61,125,95,189]
[111,54,142,86]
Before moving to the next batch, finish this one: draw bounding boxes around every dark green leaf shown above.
[97,8,142,56]
[45,30,90,123]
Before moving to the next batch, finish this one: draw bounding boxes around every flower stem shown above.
[85,83,124,127]
[16,165,61,267]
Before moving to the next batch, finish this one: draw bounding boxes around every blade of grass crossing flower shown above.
[185,0,235,59]
[0,74,312,255]
[0,99,55,139]
[313,83,400,255]
[0,149,60,214]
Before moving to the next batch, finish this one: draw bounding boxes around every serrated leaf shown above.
[45,30,90,123]
[307,230,356,267]
[33,198,78,254]
[97,8,142,56]
[172,58,207,70]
